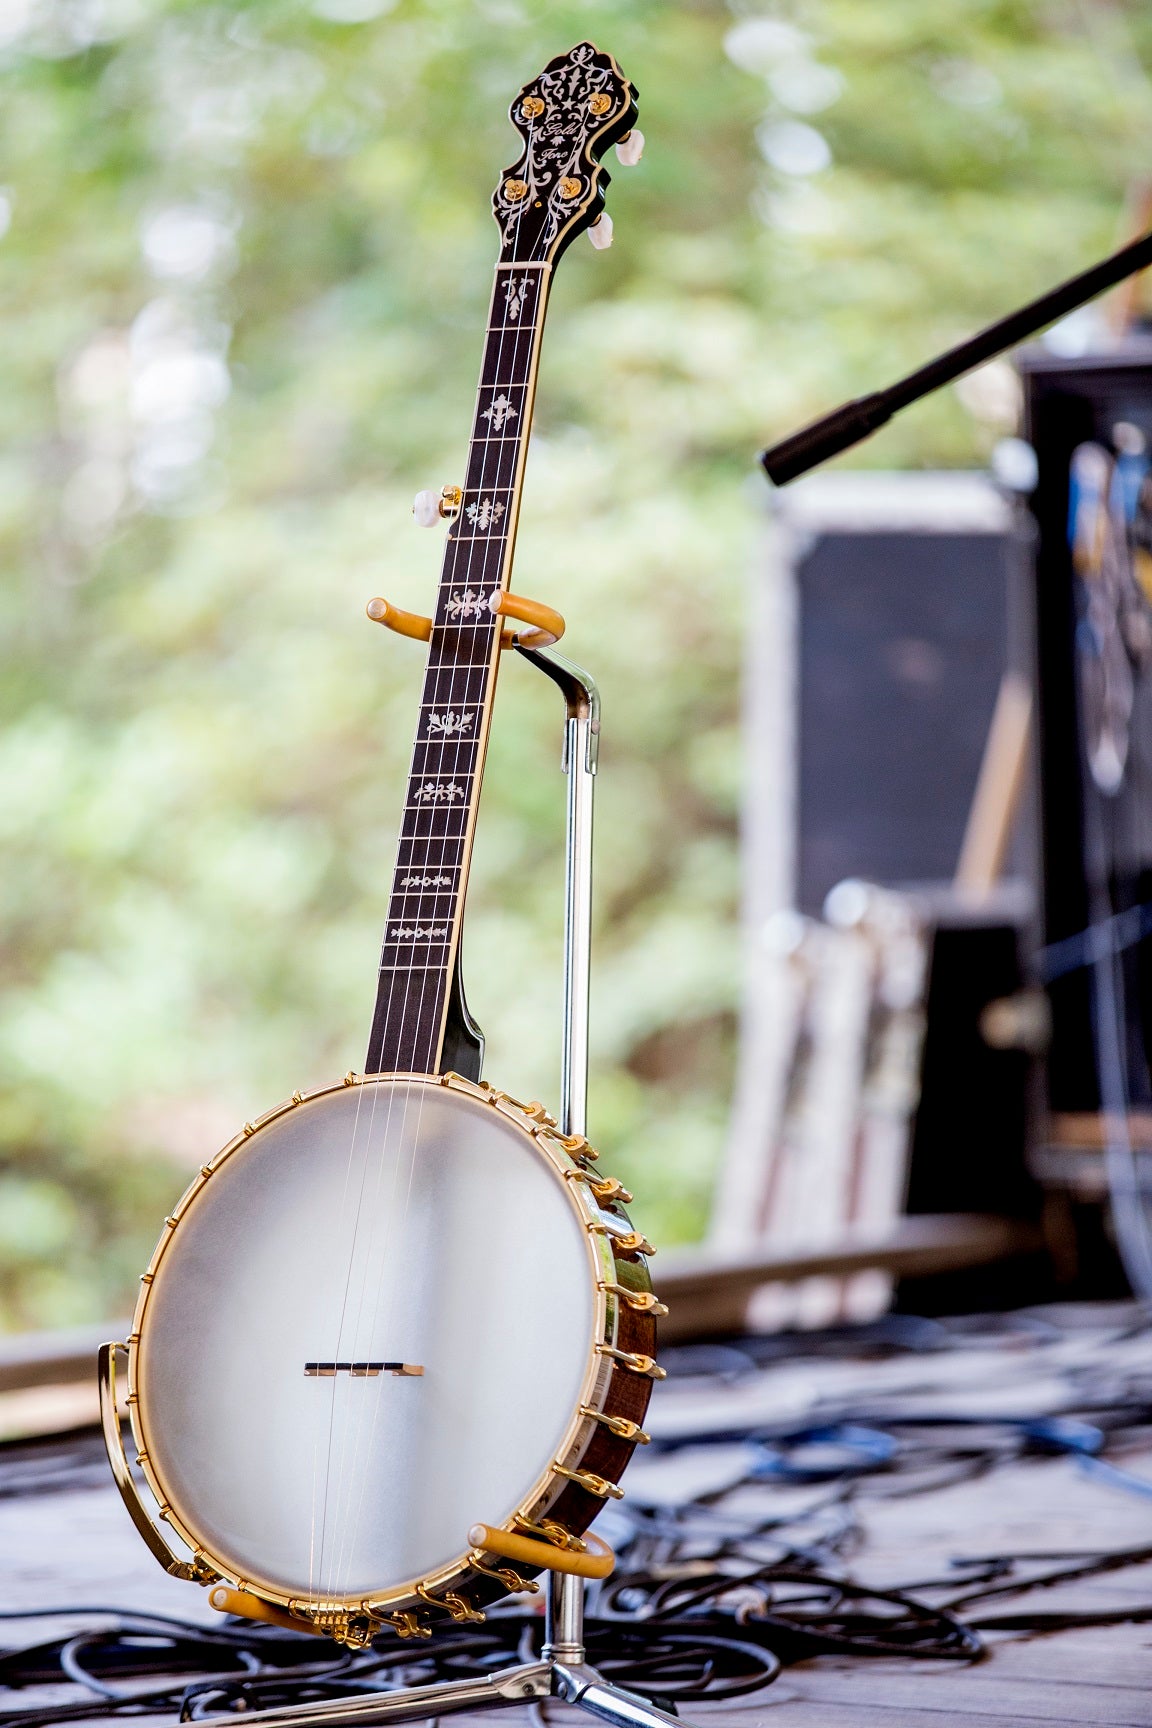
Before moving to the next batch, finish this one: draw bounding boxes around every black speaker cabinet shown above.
[782,475,1019,915]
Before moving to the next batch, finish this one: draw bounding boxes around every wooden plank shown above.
[657,1215,1042,1341]
[0,1322,123,1394]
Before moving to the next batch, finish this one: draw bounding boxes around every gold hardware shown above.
[416,1583,485,1623]
[199,1165,212,1179]
[597,1344,666,1379]
[588,92,612,116]
[470,1524,615,1580]
[504,178,528,201]
[520,95,545,119]
[339,1616,378,1650]
[98,1343,218,1585]
[513,1514,585,1551]
[139,1272,153,1284]
[292,1091,304,1104]
[588,1223,655,1258]
[388,1611,432,1640]
[242,1124,255,1136]
[579,1404,651,1444]
[554,1130,597,1159]
[553,1462,625,1499]
[565,1169,633,1204]
[438,483,463,519]
[164,1217,178,1230]
[523,1099,557,1126]
[344,1071,358,1085]
[599,1281,668,1317]
[559,177,582,200]
[467,1552,540,1594]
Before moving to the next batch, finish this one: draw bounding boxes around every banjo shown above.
[100,42,661,1647]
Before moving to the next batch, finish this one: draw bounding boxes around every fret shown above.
[475,378,532,399]
[375,964,452,975]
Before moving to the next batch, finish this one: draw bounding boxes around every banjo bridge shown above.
[303,1361,424,1377]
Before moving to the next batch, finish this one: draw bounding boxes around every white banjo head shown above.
[129,1076,604,1610]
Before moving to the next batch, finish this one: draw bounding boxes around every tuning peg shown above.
[412,485,462,526]
[588,212,614,251]
[615,129,644,166]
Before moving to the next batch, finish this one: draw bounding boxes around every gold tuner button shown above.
[588,92,613,116]
[521,95,545,119]
[615,129,645,167]
[504,178,529,202]
[559,177,582,201]
[439,484,463,518]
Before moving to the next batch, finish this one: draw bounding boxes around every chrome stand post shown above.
[194,649,686,1728]
[515,645,598,1672]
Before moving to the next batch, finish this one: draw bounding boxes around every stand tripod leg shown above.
[185,1662,553,1728]
[552,1664,688,1728]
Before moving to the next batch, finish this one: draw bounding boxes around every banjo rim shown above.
[124,1068,645,1629]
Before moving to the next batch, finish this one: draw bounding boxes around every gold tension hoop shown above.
[366,590,565,652]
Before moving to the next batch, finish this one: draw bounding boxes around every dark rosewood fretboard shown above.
[365,263,552,1075]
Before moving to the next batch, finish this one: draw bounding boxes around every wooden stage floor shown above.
[3,1304,1152,1726]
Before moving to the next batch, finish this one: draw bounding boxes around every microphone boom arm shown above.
[760,228,1152,486]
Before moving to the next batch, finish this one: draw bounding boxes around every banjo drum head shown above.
[131,1077,600,1608]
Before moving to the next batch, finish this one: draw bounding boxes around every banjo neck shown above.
[365,39,638,1078]
[365,263,554,1076]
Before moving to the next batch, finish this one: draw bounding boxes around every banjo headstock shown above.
[493,42,639,265]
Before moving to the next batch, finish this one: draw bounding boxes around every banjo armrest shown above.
[98,1341,217,1585]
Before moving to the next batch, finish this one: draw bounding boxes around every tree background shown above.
[0,0,1148,1328]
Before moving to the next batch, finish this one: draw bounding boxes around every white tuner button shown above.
[615,129,644,166]
[588,211,614,251]
[412,489,441,527]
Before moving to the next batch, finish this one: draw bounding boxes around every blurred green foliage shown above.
[0,0,1148,1327]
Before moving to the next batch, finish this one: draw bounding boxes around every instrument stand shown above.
[197,646,685,1728]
